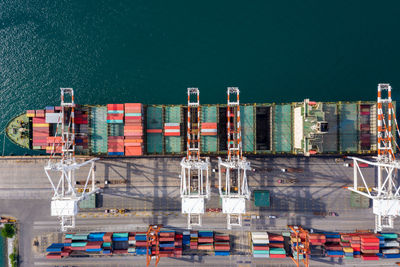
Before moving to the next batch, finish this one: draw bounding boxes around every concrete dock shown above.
[1,156,399,266]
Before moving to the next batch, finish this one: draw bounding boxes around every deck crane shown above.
[44,88,99,232]
[180,88,210,229]
[348,83,400,232]
[218,87,251,229]
[288,225,310,267]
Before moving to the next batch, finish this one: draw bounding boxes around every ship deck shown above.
[5,113,30,149]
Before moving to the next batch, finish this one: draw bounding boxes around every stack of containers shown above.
[112,232,128,254]
[107,104,124,123]
[214,233,230,256]
[251,232,269,258]
[102,232,112,254]
[174,232,183,258]
[45,106,54,113]
[324,232,342,258]
[382,233,400,258]
[46,242,71,258]
[32,117,49,150]
[269,233,285,258]
[190,231,198,250]
[135,232,149,255]
[340,234,353,259]
[198,231,214,251]
[308,233,326,246]
[182,231,191,248]
[164,123,180,136]
[35,109,45,118]
[201,122,217,136]
[108,136,124,155]
[361,235,379,260]
[26,110,35,117]
[159,230,175,257]
[88,232,105,242]
[128,232,136,254]
[124,103,144,156]
[75,110,88,124]
[85,241,102,252]
[349,235,361,258]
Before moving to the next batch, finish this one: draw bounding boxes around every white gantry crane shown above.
[348,83,400,232]
[44,88,99,231]
[180,88,210,229]
[218,87,251,229]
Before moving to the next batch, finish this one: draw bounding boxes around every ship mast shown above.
[44,88,99,232]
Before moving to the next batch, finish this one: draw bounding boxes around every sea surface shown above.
[0,234,5,267]
[1,0,400,157]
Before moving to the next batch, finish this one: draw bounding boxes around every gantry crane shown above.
[218,87,251,229]
[348,83,400,232]
[288,225,310,267]
[146,224,162,267]
[44,88,99,231]
[180,88,210,228]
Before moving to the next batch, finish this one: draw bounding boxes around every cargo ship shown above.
[5,96,383,156]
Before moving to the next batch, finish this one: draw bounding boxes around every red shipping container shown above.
[270,254,286,258]
[215,235,229,241]
[46,253,62,259]
[147,129,162,133]
[198,237,213,243]
[136,241,147,246]
[113,249,128,254]
[107,104,124,110]
[269,243,284,248]
[202,122,217,129]
[253,245,269,250]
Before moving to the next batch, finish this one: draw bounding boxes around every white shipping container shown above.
[164,123,180,127]
[252,238,269,244]
[384,241,400,247]
[45,113,61,123]
[383,248,399,254]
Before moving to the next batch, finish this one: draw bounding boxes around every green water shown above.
[0,235,5,267]
[1,1,400,156]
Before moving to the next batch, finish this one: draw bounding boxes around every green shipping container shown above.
[79,194,96,209]
[254,190,270,207]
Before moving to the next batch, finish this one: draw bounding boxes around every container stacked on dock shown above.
[198,231,214,251]
[324,233,343,258]
[381,233,400,258]
[251,232,269,258]
[128,232,136,254]
[269,233,286,258]
[190,231,198,250]
[182,231,191,249]
[214,233,230,256]
[135,232,148,255]
[360,235,379,260]
[340,234,353,259]
[159,230,176,257]
[112,232,129,254]
[124,103,143,156]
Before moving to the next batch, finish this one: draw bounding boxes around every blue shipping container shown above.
[215,251,230,256]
